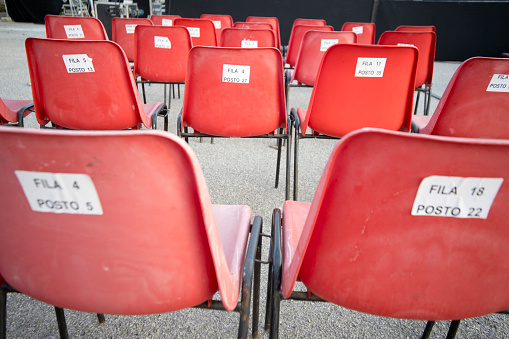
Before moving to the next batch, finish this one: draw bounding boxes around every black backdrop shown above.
[168,0,509,61]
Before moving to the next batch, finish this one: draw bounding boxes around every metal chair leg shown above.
[54,307,69,339]
[269,209,282,339]
[0,290,6,339]
[446,320,461,339]
[421,321,435,339]
[275,129,283,189]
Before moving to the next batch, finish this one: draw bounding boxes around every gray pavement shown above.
[1,20,508,338]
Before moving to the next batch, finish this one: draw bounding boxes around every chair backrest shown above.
[200,14,233,43]
[341,22,376,44]
[0,98,33,125]
[25,38,151,129]
[293,31,356,86]
[246,16,281,49]
[396,25,436,32]
[220,27,277,48]
[150,14,181,26]
[302,44,417,136]
[423,57,509,138]
[378,31,436,88]
[0,126,240,314]
[287,18,327,47]
[285,25,333,67]
[112,17,153,61]
[233,21,274,31]
[285,127,509,320]
[291,18,326,29]
[45,14,108,40]
[173,18,217,47]
[181,46,286,137]
[134,25,192,83]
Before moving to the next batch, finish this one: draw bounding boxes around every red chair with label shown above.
[200,14,233,44]
[25,38,164,130]
[45,14,108,40]
[246,16,281,50]
[266,127,509,339]
[0,97,33,127]
[284,25,333,68]
[412,57,509,139]
[283,18,327,55]
[173,18,217,47]
[0,126,262,338]
[341,22,375,44]
[291,44,418,200]
[285,30,356,112]
[112,17,153,62]
[220,28,277,48]
[178,46,292,199]
[134,25,192,130]
[378,31,437,115]
[233,21,274,32]
[396,25,436,33]
[149,14,181,26]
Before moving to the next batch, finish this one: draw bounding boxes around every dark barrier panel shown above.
[170,0,373,45]
[5,0,62,23]
[376,1,509,61]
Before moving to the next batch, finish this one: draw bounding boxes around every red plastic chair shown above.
[291,44,418,200]
[396,25,436,33]
[178,46,292,199]
[220,28,277,48]
[0,126,262,338]
[45,14,108,40]
[285,31,356,112]
[413,57,509,139]
[173,18,217,47]
[200,14,233,43]
[266,127,509,339]
[25,38,164,130]
[112,17,153,62]
[283,18,327,55]
[284,25,333,68]
[233,21,274,32]
[134,25,192,130]
[341,22,376,44]
[149,14,181,26]
[378,31,437,115]
[246,16,281,50]
[0,98,33,127]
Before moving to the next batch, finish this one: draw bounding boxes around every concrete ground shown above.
[1,20,508,338]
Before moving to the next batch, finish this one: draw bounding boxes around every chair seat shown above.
[213,204,251,311]
[281,200,311,298]
[1,99,33,123]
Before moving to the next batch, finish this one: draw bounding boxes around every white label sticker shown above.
[241,39,258,48]
[161,19,173,26]
[187,27,200,37]
[125,24,137,34]
[154,36,171,49]
[397,43,415,47]
[64,25,85,38]
[222,64,250,83]
[62,54,95,73]
[355,57,386,77]
[15,171,103,215]
[411,176,503,219]
[352,26,363,34]
[320,39,339,52]
[213,20,222,29]
[486,74,509,93]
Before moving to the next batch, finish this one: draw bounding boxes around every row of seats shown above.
[1,127,509,339]
[1,13,509,339]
